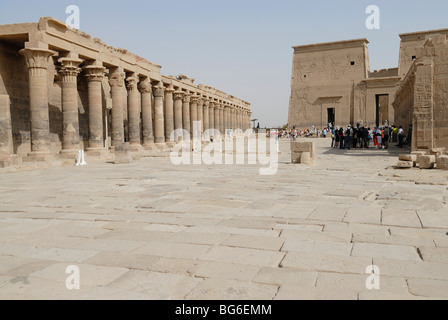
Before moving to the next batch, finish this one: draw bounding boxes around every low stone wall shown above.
[396,148,448,170]
[291,141,315,165]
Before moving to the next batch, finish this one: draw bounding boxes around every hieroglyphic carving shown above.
[355,82,367,121]
[330,57,338,80]
[293,85,311,121]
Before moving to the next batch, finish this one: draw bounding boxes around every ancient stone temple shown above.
[393,32,448,151]
[0,17,252,168]
[288,28,448,137]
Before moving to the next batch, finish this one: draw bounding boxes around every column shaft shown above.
[190,95,198,138]
[197,98,203,134]
[183,94,191,140]
[203,100,209,140]
[138,78,154,147]
[126,74,141,148]
[219,106,224,133]
[214,103,219,133]
[152,83,165,145]
[109,68,125,147]
[20,47,54,154]
[164,85,175,142]
[84,65,105,150]
[209,102,215,131]
[173,91,184,141]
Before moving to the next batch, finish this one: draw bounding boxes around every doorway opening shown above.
[327,108,335,126]
[375,94,389,127]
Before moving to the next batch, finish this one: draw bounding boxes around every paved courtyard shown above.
[0,138,447,300]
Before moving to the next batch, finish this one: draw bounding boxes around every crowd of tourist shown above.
[280,122,413,150]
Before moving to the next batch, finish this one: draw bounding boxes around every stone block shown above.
[300,152,314,165]
[411,151,428,157]
[436,155,448,170]
[396,160,413,169]
[114,142,132,164]
[399,154,417,162]
[418,155,436,169]
[430,148,446,157]
[291,152,301,164]
[291,141,315,159]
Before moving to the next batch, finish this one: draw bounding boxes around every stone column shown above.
[152,82,165,146]
[231,108,235,129]
[224,106,230,130]
[126,73,142,151]
[190,94,198,137]
[173,90,184,141]
[249,112,252,129]
[219,104,224,133]
[183,92,191,140]
[0,95,13,157]
[109,67,125,147]
[20,43,55,155]
[235,109,239,129]
[164,84,175,144]
[203,98,209,140]
[209,101,215,131]
[138,78,154,149]
[214,102,220,133]
[197,97,203,134]
[237,109,241,129]
[59,54,83,154]
[84,63,106,152]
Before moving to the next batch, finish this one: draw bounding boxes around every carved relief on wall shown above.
[330,57,339,80]
[294,62,305,82]
[354,82,367,122]
[292,85,311,121]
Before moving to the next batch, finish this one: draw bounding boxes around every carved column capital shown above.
[138,78,152,94]
[152,82,165,98]
[109,69,125,88]
[58,56,83,75]
[165,84,175,94]
[174,90,185,101]
[125,75,139,92]
[84,65,106,82]
[190,94,200,104]
[183,93,191,103]
[20,47,56,76]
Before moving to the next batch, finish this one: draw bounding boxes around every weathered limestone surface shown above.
[418,155,436,169]
[0,95,13,155]
[1,139,447,299]
[397,160,413,169]
[291,141,315,165]
[113,142,132,164]
[394,33,448,151]
[436,155,448,170]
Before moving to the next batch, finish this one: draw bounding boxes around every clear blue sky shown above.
[1,0,447,127]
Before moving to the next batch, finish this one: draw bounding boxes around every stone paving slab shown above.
[351,243,421,261]
[221,234,285,251]
[0,139,447,299]
[184,278,278,300]
[280,251,373,275]
[199,246,285,267]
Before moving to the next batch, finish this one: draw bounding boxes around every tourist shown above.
[345,125,353,150]
[383,124,389,149]
[339,127,345,149]
[376,127,382,148]
[397,125,404,148]
[373,127,378,148]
